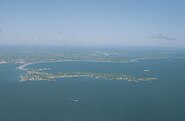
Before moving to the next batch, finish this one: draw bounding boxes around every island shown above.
[20,70,159,82]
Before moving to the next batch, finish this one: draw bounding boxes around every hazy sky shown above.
[0,0,185,47]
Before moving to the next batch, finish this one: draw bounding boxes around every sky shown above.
[0,0,185,47]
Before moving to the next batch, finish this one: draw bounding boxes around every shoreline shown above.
[17,56,170,72]
[18,62,37,71]
[0,61,7,64]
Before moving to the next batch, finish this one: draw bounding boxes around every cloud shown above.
[33,37,39,40]
[72,35,77,38]
[151,34,177,41]
[0,29,2,33]
[3,37,9,40]
[15,37,27,40]
[0,37,9,40]
[58,32,63,34]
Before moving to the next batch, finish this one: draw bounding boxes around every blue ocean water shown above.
[0,58,185,121]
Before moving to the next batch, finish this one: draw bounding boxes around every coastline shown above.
[18,62,36,71]
[17,56,170,72]
[0,61,7,64]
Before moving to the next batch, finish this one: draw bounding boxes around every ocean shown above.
[0,58,185,121]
